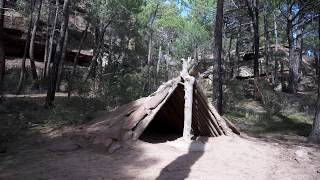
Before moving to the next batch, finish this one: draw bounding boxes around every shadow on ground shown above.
[156,138,208,180]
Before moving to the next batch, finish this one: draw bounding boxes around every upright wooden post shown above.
[181,57,195,139]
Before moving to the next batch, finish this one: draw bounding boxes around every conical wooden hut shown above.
[83,73,238,152]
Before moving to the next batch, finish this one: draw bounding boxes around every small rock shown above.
[48,141,81,153]
[108,141,121,153]
[93,136,113,149]
[121,131,133,141]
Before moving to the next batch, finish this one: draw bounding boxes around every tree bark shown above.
[45,0,59,78]
[212,0,224,114]
[82,20,111,82]
[144,33,153,92]
[235,22,241,76]
[43,0,52,79]
[245,0,260,99]
[227,36,233,79]
[181,58,195,139]
[273,13,279,87]
[68,23,89,97]
[309,67,320,143]
[45,0,70,107]
[156,45,161,75]
[309,11,320,143]
[56,28,69,91]
[287,17,298,93]
[253,0,259,77]
[29,0,43,89]
[263,6,270,79]
[0,0,5,99]
[16,0,36,94]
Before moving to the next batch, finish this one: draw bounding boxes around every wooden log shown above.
[132,80,180,139]
[194,87,223,135]
[181,57,195,139]
[223,116,241,135]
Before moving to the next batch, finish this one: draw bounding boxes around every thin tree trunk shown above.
[273,13,279,87]
[45,0,70,107]
[144,33,153,92]
[45,0,59,78]
[56,28,68,91]
[156,45,161,75]
[0,0,5,99]
[280,61,286,91]
[212,0,224,114]
[29,0,43,89]
[82,20,111,82]
[228,36,233,79]
[297,14,305,74]
[264,7,270,79]
[253,0,259,77]
[287,18,298,93]
[82,35,102,82]
[43,0,52,79]
[68,23,89,97]
[235,22,241,76]
[16,0,36,94]
[245,0,260,99]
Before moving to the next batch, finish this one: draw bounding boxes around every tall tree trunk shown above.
[280,60,286,91]
[82,28,103,82]
[56,28,68,91]
[235,22,241,76]
[144,33,153,93]
[253,0,259,77]
[0,0,5,99]
[68,23,89,97]
[245,0,260,99]
[273,13,279,87]
[45,0,59,78]
[287,17,299,93]
[309,61,320,143]
[297,14,305,74]
[156,45,162,75]
[43,0,52,79]
[227,36,233,79]
[308,13,320,143]
[181,58,195,139]
[45,0,70,107]
[16,0,36,94]
[29,0,42,89]
[82,20,111,82]
[263,7,270,78]
[212,0,224,114]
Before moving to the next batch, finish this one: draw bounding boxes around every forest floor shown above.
[0,87,320,179]
[0,127,319,180]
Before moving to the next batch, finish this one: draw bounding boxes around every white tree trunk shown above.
[156,45,162,75]
[181,58,195,139]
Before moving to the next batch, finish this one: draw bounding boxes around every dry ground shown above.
[0,127,319,180]
[0,83,319,180]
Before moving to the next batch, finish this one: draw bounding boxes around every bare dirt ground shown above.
[0,128,319,180]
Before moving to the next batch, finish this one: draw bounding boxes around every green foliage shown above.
[174,20,211,59]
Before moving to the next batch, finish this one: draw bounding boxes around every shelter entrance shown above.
[139,84,185,143]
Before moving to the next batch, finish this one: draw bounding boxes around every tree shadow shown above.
[156,137,208,180]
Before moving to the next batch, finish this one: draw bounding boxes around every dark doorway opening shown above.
[139,84,185,143]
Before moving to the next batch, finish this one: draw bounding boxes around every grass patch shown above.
[0,96,106,150]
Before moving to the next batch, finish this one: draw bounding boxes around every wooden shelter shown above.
[84,74,237,152]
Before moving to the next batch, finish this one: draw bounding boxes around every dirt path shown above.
[1,133,319,180]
